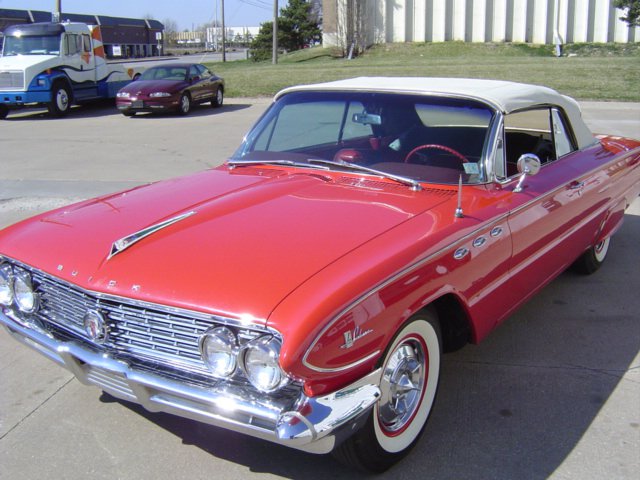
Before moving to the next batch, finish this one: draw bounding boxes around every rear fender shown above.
[597,198,626,244]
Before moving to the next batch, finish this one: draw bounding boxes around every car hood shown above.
[0,54,58,71]
[119,79,186,94]
[0,166,451,324]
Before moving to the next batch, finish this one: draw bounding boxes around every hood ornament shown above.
[108,211,196,259]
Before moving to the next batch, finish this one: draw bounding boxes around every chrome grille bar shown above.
[0,70,24,90]
[15,265,268,378]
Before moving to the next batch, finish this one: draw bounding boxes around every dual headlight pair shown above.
[116,92,171,98]
[0,264,38,313]
[199,326,288,393]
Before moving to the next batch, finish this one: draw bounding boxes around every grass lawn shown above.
[206,42,640,101]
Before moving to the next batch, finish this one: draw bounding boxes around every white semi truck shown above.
[0,21,148,118]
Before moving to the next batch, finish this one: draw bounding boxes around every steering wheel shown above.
[404,144,469,164]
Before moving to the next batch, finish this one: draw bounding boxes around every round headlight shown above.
[200,327,237,378]
[0,264,13,306]
[242,336,287,392]
[13,272,38,313]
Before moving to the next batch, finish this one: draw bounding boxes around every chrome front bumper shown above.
[1,311,381,454]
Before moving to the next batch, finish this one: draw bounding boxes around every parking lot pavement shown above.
[0,100,638,480]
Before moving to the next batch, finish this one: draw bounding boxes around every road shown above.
[0,100,638,480]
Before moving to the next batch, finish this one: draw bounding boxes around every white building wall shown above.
[471,0,487,42]
[414,0,427,42]
[432,0,447,42]
[492,0,508,42]
[592,0,610,43]
[511,0,528,42]
[324,0,640,46]
[531,0,549,44]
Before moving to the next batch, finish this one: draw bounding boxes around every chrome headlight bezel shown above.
[0,263,14,306]
[199,326,239,378]
[241,336,289,393]
[13,270,39,313]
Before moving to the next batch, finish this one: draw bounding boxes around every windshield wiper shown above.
[227,159,330,170]
[307,159,423,191]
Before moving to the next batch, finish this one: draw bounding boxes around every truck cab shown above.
[0,22,144,118]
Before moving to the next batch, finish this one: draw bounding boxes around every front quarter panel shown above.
[271,187,515,395]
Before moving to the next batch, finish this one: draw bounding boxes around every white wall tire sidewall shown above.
[373,319,440,453]
[594,237,610,263]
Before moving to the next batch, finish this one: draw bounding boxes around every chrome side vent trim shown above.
[108,211,196,259]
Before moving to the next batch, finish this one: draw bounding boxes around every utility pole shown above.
[53,0,62,22]
[221,0,226,62]
[272,0,278,64]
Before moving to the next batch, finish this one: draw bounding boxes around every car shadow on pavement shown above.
[101,213,640,480]
[4,100,252,120]
[125,102,253,119]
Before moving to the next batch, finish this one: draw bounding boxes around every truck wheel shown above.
[0,105,8,119]
[48,83,72,117]
[178,93,191,115]
[332,311,441,473]
[211,88,224,108]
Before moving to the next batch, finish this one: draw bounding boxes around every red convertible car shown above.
[1,78,638,472]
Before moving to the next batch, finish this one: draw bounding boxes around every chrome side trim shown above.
[301,214,510,373]
[1,310,380,455]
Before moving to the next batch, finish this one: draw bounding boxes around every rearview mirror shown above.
[513,153,541,193]
[353,112,382,126]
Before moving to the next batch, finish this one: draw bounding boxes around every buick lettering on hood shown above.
[1,78,639,472]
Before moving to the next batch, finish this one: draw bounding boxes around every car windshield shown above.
[140,66,188,81]
[232,91,495,185]
[2,34,61,56]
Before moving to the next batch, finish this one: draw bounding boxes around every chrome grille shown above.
[25,268,266,377]
[0,70,24,90]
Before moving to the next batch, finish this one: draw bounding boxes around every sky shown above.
[0,0,280,29]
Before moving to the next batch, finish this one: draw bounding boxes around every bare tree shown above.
[335,0,373,58]
[162,18,179,48]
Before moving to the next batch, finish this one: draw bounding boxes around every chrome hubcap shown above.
[57,90,68,111]
[378,340,426,433]
[181,96,189,112]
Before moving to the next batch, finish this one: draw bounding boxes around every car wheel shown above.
[0,104,8,119]
[212,88,224,108]
[48,83,72,117]
[332,311,441,473]
[178,93,191,115]
[572,236,610,275]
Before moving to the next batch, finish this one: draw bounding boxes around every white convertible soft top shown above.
[276,77,597,149]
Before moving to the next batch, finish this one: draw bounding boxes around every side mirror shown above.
[191,76,201,83]
[513,153,541,193]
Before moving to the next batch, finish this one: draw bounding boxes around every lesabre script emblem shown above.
[340,326,373,349]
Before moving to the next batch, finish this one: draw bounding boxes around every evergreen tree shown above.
[249,0,321,62]
[615,0,640,27]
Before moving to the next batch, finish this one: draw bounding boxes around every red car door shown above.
[499,108,608,305]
